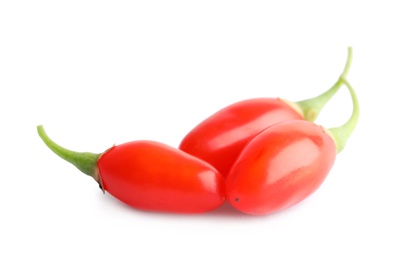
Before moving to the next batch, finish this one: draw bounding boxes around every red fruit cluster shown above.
[38,48,358,216]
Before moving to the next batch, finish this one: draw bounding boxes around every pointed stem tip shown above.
[37,125,101,182]
[296,47,353,121]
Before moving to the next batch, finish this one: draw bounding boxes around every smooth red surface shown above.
[226,120,336,215]
[97,141,225,213]
[179,98,302,178]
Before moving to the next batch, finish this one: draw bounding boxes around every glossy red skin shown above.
[97,140,225,213]
[179,98,303,178]
[226,120,336,215]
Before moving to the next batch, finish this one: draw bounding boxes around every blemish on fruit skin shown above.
[235,197,240,203]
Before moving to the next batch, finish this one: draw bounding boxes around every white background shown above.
[1,1,407,259]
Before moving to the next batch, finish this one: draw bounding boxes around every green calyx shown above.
[296,47,353,121]
[328,79,360,153]
[37,125,102,185]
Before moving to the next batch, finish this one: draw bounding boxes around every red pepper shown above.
[226,79,359,215]
[37,128,225,213]
[179,48,353,178]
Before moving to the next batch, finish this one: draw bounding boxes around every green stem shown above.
[296,47,353,121]
[37,125,101,183]
[328,79,360,153]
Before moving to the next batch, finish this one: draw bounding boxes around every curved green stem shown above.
[296,47,353,121]
[328,79,360,153]
[37,125,101,183]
